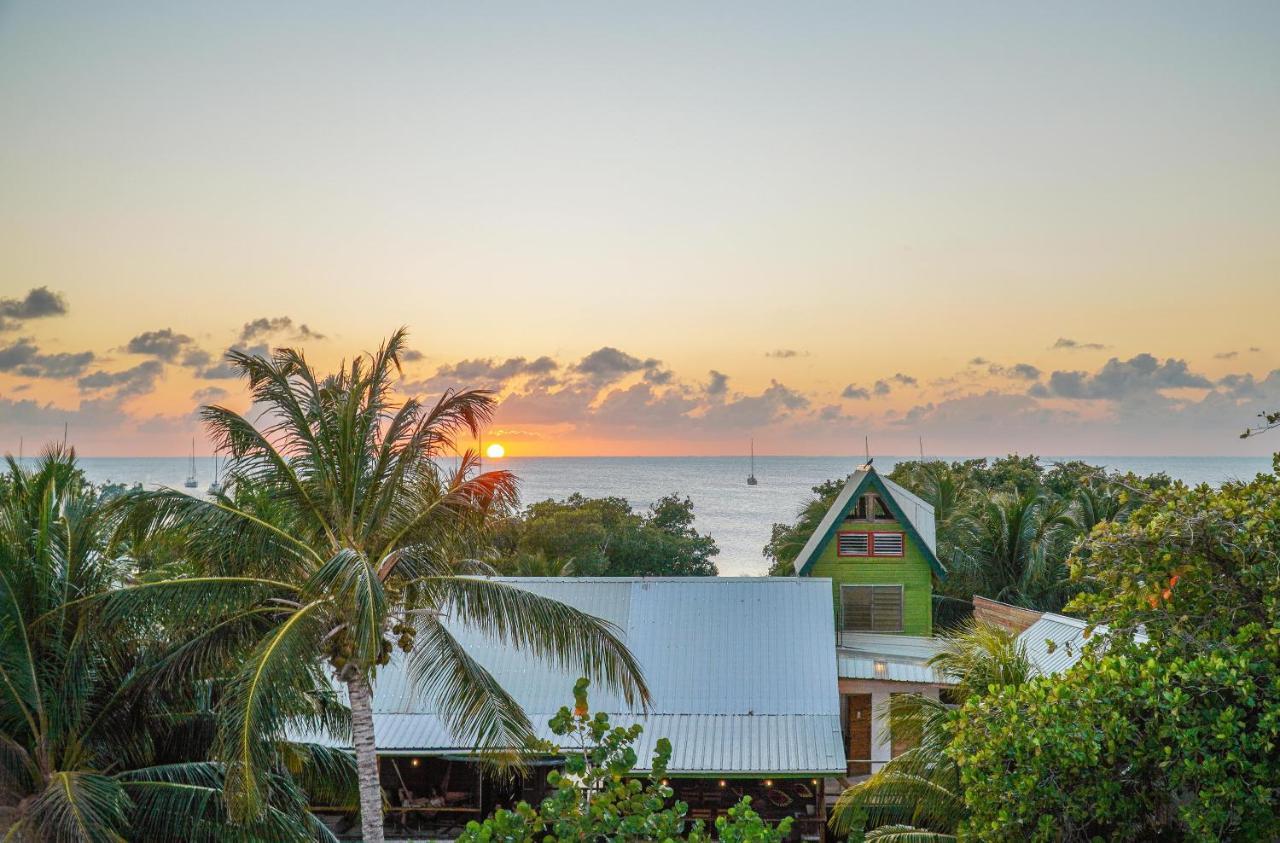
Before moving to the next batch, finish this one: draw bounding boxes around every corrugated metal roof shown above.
[836,633,956,685]
[320,577,845,775]
[880,476,937,556]
[1017,611,1148,676]
[367,714,845,775]
[791,467,942,577]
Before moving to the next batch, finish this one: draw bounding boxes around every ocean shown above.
[44,454,1275,576]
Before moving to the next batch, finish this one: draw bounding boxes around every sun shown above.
[485,442,506,459]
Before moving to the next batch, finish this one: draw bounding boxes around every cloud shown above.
[1214,351,1239,360]
[643,368,674,385]
[968,357,990,366]
[238,316,324,343]
[412,355,559,393]
[842,384,871,400]
[0,338,95,378]
[1052,337,1108,351]
[987,362,1041,380]
[1037,353,1211,400]
[400,349,425,362]
[78,360,163,397]
[0,287,68,331]
[870,373,916,396]
[705,370,729,398]
[765,349,808,359]
[191,386,228,403]
[126,328,195,361]
[572,347,661,383]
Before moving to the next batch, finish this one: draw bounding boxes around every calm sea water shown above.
[40,455,1275,576]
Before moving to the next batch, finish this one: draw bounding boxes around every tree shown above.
[496,493,719,577]
[0,446,351,841]
[458,679,791,843]
[113,330,649,843]
[763,479,845,576]
[948,461,1280,841]
[828,622,1032,842]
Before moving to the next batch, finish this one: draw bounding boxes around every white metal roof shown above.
[326,577,846,775]
[1017,611,1148,676]
[836,633,956,685]
[791,467,939,576]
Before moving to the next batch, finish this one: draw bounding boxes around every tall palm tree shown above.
[115,330,647,843]
[0,446,349,841]
[829,623,1032,842]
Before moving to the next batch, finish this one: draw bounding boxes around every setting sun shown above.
[485,443,505,459]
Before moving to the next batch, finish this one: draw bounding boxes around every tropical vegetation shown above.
[457,679,790,843]
[0,446,353,842]
[492,493,719,577]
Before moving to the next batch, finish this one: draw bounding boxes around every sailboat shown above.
[747,438,758,486]
[184,438,198,488]
[206,450,224,496]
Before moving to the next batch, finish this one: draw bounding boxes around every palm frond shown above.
[402,618,535,756]
[26,771,130,843]
[217,599,330,822]
[411,577,648,708]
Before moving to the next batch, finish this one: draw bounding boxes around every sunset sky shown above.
[2,2,1278,456]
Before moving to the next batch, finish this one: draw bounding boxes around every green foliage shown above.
[458,679,791,843]
[494,492,719,577]
[946,461,1280,841]
[0,446,349,841]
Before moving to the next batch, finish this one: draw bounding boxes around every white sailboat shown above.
[206,450,224,495]
[184,438,198,488]
[747,438,758,486]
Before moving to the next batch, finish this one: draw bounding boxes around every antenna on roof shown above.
[858,436,873,472]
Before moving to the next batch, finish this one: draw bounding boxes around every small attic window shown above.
[849,494,895,522]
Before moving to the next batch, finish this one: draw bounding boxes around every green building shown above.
[791,464,955,776]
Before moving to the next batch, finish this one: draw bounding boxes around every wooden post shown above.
[817,779,827,843]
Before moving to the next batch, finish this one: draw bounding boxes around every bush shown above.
[458,679,792,842]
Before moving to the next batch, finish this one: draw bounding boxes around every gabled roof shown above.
[313,577,846,776]
[792,466,945,578]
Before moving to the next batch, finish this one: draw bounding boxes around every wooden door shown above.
[845,694,872,776]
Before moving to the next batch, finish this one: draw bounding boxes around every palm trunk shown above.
[347,671,385,843]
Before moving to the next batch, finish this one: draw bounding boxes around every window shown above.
[841,585,904,632]
[870,531,904,556]
[837,530,904,558]
[837,532,870,556]
[848,494,895,522]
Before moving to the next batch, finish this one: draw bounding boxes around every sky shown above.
[1,1,1279,457]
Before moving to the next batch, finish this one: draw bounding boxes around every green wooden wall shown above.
[806,518,933,636]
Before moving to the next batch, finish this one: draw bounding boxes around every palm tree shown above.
[829,623,1032,842]
[951,488,1075,611]
[116,330,648,843]
[0,446,349,841]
